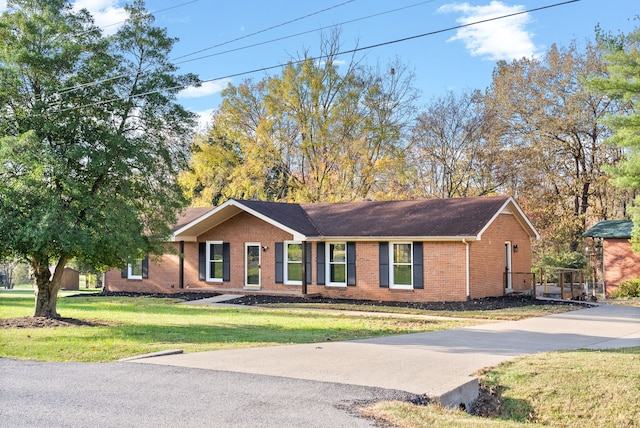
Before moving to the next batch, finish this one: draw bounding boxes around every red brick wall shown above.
[104,244,182,293]
[603,238,640,295]
[105,211,534,301]
[469,213,533,298]
[194,212,295,291]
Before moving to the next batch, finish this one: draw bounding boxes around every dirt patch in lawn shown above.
[0,317,114,329]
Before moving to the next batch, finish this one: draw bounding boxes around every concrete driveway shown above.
[128,303,640,408]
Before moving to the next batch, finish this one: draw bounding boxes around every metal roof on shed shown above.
[583,220,633,239]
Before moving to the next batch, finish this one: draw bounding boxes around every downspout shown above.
[179,241,185,289]
[463,239,470,301]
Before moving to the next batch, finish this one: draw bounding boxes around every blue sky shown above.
[1,0,638,127]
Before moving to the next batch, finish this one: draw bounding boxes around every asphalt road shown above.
[1,358,415,427]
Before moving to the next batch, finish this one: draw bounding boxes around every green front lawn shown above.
[0,292,480,362]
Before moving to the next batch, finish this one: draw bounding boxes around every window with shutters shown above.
[327,242,347,286]
[284,241,303,284]
[206,241,224,282]
[390,242,413,289]
[128,259,144,280]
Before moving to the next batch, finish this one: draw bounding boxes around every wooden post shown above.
[570,271,575,299]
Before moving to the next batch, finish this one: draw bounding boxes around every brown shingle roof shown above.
[173,196,539,242]
[237,196,512,238]
[171,206,215,232]
[301,196,511,237]
[236,199,319,236]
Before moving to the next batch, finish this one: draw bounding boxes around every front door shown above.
[245,243,261,289]
[505,241,512,291]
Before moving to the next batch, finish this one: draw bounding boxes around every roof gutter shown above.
[302,236,479,242]
[463,238,470,301]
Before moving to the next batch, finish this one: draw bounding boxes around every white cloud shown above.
[193,108,216,131]
[72,0,128,35]
[0,1,126,34]
[178,79,231,99]
[438,1,539,61]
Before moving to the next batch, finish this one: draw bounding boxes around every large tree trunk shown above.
[32,257,67,319]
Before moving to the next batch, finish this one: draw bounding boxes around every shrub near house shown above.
[105,196,539,303]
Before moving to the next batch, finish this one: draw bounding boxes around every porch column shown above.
[301,242,307,295]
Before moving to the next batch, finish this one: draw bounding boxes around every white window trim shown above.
[326,242,347,287]
[127,261,143,280]
[390,242,413,290]
[206,240,224,282]
[284,241,303,285]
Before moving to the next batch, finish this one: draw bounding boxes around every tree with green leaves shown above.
[181,30,418,203]
[0,0,197,318]
[589,20,640,249]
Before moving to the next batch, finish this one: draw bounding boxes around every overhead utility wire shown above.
[66,0,200,41]
[91,0,200,33]
[55,0,200,96]
[172,0,356,61]
[175,0,437,66]
[53,0,355,98]
[56,0,580,113]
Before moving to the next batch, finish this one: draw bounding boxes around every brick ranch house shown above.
[104,195,540,302]
[583,219,640,296]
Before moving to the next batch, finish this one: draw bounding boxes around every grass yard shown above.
[2,289,637,426]
[0,290,481,362]
[364,347,640,427]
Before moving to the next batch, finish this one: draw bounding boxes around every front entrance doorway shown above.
[245,243,261,289]
[505,241,513,292]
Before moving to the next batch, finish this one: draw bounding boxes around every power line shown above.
[66,0,200,40]
[53,0,356,98]
[105,0,200,30]
[172,0,356,61]
[174,0,437,66]
[55,0,201,96]
[55,0,581,113]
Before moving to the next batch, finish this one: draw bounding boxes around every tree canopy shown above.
[0,0,197,317]
[589,20,640,249]
[180,30,419,204]
[484,41,627,253]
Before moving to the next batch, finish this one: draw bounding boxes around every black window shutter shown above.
[121,267,127,278]
[142,254,149,279]
[316,242,325,285]
[379,242,389,288]
[198,243,206,281]
[305,242,312,284]
[413,242,423,289]
[222,242,231,282]
[275,242,284,283]
[347,242,356,286]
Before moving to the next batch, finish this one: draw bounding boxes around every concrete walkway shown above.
[128,303,640,408]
